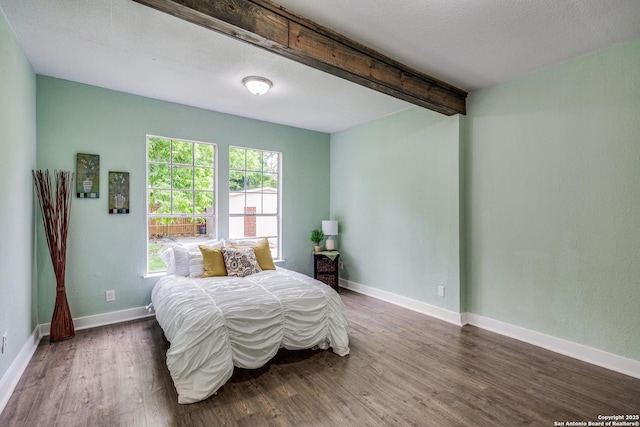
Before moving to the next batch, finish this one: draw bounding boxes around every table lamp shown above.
[322,220,338,251]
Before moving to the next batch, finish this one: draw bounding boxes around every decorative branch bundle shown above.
[32,169,75,342]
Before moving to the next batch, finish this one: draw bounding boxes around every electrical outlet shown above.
[2,332,7,354]
[339,261,344,270]
[437,285,445,297]
[105,290,116,302]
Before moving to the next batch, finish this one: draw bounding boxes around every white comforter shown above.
[151,268,350,404]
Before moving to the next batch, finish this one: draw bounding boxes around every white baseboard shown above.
[39,306,154,337]
[0,327,41,416]
[465,313,640,379]
[339,278,464,326]
[340,278,640,379]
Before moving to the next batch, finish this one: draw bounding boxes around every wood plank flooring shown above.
[1,290,638,426]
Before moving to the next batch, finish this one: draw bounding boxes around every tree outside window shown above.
[147,136,216,273]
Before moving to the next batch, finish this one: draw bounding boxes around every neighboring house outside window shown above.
[229,146,281,259]
[146,135,216,273]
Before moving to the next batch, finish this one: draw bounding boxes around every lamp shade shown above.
[322,220,338,236]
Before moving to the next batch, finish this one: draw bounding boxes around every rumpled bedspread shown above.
[151,268,350,403]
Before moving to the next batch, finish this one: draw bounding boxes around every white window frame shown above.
[228,146,282,260]
[146,135,218,274]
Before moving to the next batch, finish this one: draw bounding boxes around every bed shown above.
[151,240,350,404]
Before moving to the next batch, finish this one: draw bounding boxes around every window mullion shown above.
[191,142,195,214]
[169,139,174,215]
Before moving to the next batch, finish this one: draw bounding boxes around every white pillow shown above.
[168,239,223,276]
[188,251,205,277]
[160,247,176,274]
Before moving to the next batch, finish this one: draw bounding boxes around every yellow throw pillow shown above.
[229,238,276,270]
[199,245,227,277]
[252,238,276,270]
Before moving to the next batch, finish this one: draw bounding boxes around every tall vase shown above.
[50,282,75,342]
[32,170,76,342]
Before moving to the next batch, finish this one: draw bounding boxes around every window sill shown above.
[143,272,167,279]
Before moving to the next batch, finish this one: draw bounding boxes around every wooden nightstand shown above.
[313,251,340,292]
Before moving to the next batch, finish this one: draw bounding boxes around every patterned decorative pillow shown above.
[221,247,262,277]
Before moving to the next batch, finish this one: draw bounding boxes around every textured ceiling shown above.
[2,0,640,133]
[276,0,640,91]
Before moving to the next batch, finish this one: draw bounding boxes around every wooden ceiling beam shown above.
[133,0,467,115]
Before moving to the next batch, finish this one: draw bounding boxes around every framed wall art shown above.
[108,171,130,214]
[76,153,100,198]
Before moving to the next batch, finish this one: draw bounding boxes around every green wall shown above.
[0,10,36,384]
[36,76,330,322]
[330,108,462,312]
[330,37,640,362]
[465,38,640,360]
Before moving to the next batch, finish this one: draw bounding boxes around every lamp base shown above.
[325,236,336,251]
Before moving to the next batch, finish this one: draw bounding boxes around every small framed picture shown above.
[76,153,100,198]
[108,171,130,214]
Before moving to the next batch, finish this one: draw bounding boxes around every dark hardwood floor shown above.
[1,290,638,426]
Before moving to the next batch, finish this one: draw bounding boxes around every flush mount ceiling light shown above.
[242,76,273,96]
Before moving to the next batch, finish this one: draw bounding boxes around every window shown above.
[147,135,216,273]
[229,147,281,259]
